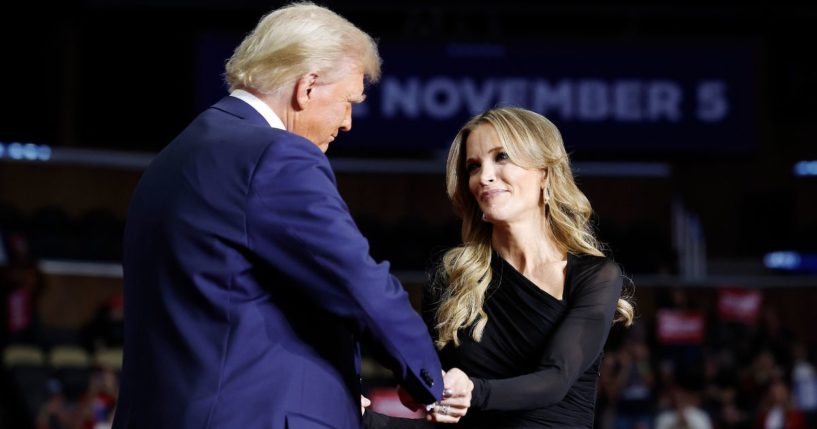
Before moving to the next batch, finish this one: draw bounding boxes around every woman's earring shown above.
[481,212,487,221]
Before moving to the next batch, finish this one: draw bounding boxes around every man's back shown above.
[114,97,440,429]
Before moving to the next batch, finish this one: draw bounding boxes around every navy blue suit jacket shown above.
[112,96,443,429]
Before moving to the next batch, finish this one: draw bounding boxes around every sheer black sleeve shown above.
[469,259,623,411]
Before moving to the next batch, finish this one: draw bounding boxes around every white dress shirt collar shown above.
[229,89,286,130]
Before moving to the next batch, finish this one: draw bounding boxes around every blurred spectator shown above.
[655,386,713,429]
[742,351,784,412]
[33,364,119,429]
[79,294,123,351]
[752,308,795,369]
[613,323,656,429]
[87,366,118,429]
[1,233,44,346]
[716,388,750,429]
[790,343,817,428]
[35,379,92,429]
[28,356,120,429]
[655,288,706,389]
[701,349,749,429]
[597,351,622,429]
[0,203,24,264]
[712,288,763,368]
[754,378,806,429]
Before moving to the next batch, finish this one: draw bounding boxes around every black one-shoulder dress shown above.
[365,252,624,429]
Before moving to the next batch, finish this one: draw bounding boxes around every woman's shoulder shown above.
[568,252,625,293]
[571,252,620,275]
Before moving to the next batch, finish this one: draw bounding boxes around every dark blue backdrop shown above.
[198,37,759,156]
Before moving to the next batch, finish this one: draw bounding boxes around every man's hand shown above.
[361,395,371,415]
[426,368,473,424]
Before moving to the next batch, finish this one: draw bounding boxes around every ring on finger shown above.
[441,404,449,416]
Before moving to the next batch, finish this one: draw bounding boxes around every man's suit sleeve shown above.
[245,136,442,404]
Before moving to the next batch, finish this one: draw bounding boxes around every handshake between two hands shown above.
[361,368,474,424]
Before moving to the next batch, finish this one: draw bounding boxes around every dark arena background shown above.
[1,1,816,428]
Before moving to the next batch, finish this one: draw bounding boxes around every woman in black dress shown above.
[423,107,634,428]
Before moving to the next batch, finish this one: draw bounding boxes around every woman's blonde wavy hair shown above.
[225,2,381,94]
[435,107,634,348]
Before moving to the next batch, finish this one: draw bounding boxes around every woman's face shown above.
[465,123,545,225]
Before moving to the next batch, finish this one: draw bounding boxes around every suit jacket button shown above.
[420,368,434,387]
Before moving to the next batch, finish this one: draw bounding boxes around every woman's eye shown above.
[496,151,509,162]
[465,163,479,173]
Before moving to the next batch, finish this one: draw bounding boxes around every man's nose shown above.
[340,107,352,132]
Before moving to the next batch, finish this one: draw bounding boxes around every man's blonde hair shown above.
[225,2,381,93]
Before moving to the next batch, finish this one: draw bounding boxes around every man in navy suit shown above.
[113,3,458,428]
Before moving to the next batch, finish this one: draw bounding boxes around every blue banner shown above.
[197,38,760,155]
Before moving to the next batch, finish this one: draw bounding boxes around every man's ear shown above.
[292,72,319,111]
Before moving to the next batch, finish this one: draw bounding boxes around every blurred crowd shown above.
[2,224,816,429]
[1,232,121,429]
[597,289,817,429]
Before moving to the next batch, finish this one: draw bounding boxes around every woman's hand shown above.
[426,368,473,424]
